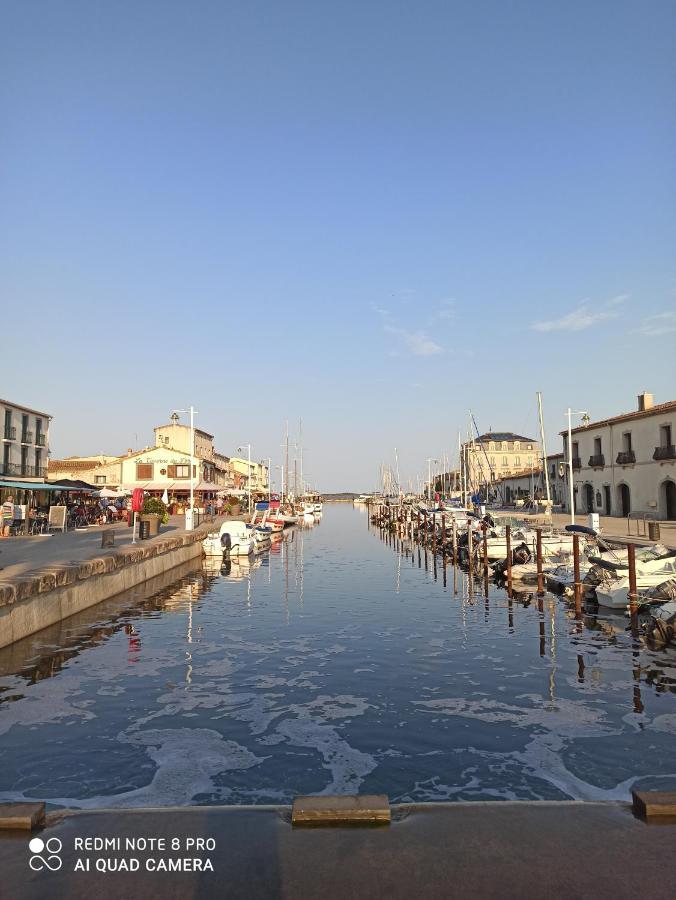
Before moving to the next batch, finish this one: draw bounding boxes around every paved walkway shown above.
[0,515,230,583]
[1,802,674,899]
[494,509,676,549]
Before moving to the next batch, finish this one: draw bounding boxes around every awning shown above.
[0,480,71,492]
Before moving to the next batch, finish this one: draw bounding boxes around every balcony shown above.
[21,431,34,445]
[3,426,16,441]
[616,450,636,465]
[0,462,47,479]
[653,445,676,461]
[571,457,582,470]
[36,434,46,447]
[0,462,21,476]
[588,454,605,468]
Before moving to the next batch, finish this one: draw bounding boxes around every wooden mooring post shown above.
[482,523,488,573]
[573,533,582,615]
[452,519,457,562]
[628,543,639,635]
[536,527,543,594]
[505,524,512,590]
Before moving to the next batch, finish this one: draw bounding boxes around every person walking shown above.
[1,495,15,537]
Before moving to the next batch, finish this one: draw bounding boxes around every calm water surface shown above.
[1,504,675,807]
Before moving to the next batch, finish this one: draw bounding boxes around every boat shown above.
[595,559,676,608]
[202,520,255,557]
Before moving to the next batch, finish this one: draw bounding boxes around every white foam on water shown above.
[0,676,95,735]
[0,727,265,808]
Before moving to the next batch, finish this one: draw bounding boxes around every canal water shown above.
[0,504,675,808]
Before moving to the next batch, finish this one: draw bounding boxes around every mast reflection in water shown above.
[0,505,675,808]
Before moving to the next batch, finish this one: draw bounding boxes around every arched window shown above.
[514,441,520,451]
[501,442,508,451]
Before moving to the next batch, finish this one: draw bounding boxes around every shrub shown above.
[142,497,169,524]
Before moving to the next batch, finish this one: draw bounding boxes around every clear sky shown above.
[2,1,675,492]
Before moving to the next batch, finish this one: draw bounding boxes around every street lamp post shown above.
[426,458,438,504]
[565,408,589,526]
[238,444,252,514]
[173,406,197,530]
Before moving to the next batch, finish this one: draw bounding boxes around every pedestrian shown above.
[1,495,15,537]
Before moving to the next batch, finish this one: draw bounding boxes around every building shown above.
[1,398,51,484]
[496,468,543,505]
[560,392,676,520]
[229,458,269,492]
[464,432,541,488]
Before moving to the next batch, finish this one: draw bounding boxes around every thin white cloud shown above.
[606,294,629,307]
[436,299,456,321]
[531,302,621,333]
[639,310,676,337]
[384,324,443,356]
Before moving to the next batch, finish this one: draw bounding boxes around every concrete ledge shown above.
[632,790,676,818]
[291,795,391,826]
[0,802,45,830]
[0,523,215,649]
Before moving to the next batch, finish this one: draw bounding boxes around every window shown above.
[572,441,579,458]
[594,437,602,455]
[527,444,533,451]
[514,441,520,451]
[502,456,508,466]
[21,414,28,442]
[515,456,521,466]
[501,442,508,451]
[488,442,495,451]
[136,463,153,480]
[164,436,170,444]
[623,432,632,452]
[96,475,107,484]
[661,424,672,447]
[490,456,495,467]
[168,464,191,479]
[35,449,42,474]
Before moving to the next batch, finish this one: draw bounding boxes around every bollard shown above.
[628,543,638,633]
[536,528,543,594]
[505,524,512,587]
[482,523,488,572]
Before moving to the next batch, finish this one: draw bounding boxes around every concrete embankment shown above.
[1,801,674,899]
[0,522,217,650]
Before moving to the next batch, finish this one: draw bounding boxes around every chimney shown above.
[638,392,654,412]
[127,448,133,456]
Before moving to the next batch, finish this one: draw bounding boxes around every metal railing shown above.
[21,430,34,444]
[588,454,605,468]
[0,462,21,475]
[627,511,658,537]
[0,463,47,478]
[3,426,16,441]
[653,444,675,461]
[571,457,582,470]
[36,434,46,447]
[616,450,636,465]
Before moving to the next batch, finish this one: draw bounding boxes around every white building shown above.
[1,398,51,484]
[561,393,676,520]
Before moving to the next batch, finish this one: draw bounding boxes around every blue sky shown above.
[2,1,675,492]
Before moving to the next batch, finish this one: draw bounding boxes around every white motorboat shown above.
[202,520,255,557]
[595,558,676,608]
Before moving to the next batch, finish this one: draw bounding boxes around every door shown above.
[584,483,594,513]
[603,485,611,516]
[618,483,630,517]
[663,480,676,520]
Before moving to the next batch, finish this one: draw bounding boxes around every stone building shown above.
[464,431,541,488]
[561,392,676,520]
[1,398,51,484]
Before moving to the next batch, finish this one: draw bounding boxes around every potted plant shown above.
[228,496,241,516]
[140,497,169,536]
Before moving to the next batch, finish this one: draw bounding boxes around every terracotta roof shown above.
[49,460,101,471]
[560,399,676,435]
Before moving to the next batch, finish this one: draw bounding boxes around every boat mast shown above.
[285,420,289,503]
[299,418,303,497]
[537,391,551,515]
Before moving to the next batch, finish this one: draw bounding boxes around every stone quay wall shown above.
[0,524,214,650]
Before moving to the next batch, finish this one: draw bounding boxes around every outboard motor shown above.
[220,532,232,556]
[482,513,496,528]
[493,542,531,575]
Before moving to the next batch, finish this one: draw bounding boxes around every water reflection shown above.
[0,506,675,809]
